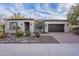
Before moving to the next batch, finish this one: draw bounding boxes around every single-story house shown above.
[5,18,70,33]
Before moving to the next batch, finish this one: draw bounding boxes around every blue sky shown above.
[0,3,73,19]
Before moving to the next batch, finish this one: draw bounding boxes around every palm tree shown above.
[12,13,23,37]
[13,12,24,19]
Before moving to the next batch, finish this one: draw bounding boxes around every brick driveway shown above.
[50,32,79,43]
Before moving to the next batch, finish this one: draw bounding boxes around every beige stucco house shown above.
[4,18,69,33]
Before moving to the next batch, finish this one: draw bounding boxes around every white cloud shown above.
[35,3,55,15]
[0,5,12,23]
[0,5,12,18]
[14,3,25,11]
[34,3,56,19]
[34,3,73,19]
[56,3,72,17]
[0,3,74,20]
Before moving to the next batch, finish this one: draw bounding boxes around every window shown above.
[10,22,17,30]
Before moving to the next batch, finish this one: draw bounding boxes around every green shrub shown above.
[16,31,24,37]
[72,27,78,32]
[72,27,79,35]
[0,32,5,38]
[35,32,40,38]
[25,31,31,36]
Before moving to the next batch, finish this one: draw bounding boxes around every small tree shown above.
[13,23,20,34]
[0,24,5,38]
[67,4,79,25]
[35,21,45,33]
[67,4,79,34]
[15,24,20,33]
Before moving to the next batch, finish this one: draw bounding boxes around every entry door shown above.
[48,24,64,32]
[25,22,29,32]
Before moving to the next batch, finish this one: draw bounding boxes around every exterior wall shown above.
[45,21,69,32]
[5,19,69,33]
[29,21,34,33]
[5,20,34,33]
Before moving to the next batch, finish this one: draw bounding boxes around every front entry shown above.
[24,22,29,32]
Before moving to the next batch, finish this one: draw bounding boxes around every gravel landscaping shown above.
[0,34,59,43]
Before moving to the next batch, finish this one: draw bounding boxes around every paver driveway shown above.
[50,32,79,43]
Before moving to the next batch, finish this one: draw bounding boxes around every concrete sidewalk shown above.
[0,44,79,56]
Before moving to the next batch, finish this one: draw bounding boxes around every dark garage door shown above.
[48,24,64,32]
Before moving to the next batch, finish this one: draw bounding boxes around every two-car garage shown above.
[45,20,69,32]
[48,24,64,32]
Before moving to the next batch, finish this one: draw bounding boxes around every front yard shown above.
[0,33,59,43]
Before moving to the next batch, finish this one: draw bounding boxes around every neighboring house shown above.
[5,18,69,33]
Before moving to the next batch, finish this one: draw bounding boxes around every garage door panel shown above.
[48,24,64,32]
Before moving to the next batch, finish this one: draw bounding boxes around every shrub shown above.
[72,27,79,35]
[0,32,5,38]
[0,30,5,38]
[35,32,40,38]
[25,31,31,36]
[16,31,24,37]
[72,27,77,32]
